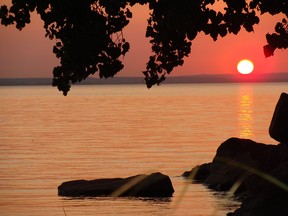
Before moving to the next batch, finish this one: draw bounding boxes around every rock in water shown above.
[58,172,174,197]
[183,138,288,216]
[183,138,281,192]
[269,92,288,143]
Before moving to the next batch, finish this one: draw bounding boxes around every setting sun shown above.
[237,59,254,75]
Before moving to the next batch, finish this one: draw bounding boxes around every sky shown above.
[0,2,287,79]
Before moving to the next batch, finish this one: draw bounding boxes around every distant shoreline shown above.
[0,73,288,86]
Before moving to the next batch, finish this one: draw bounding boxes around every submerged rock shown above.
[58,172,174,197]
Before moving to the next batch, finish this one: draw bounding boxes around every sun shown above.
[237,59,254,75]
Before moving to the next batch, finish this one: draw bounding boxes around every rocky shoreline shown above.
[183,137,288,216]
[58,137,288,215]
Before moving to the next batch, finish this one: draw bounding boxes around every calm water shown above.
[0,83,285,216]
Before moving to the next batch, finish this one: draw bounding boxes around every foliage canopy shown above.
[1,0,287,95]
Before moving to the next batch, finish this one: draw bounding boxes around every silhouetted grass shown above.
[109,174,150,197]
[217,157,288,192]
[63,207,67,216]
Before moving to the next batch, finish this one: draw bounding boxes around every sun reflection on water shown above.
[238,85,254,139]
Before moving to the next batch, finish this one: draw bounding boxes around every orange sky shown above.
[0,3,287,79]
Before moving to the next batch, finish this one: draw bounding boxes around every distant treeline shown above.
[0,73,288,86]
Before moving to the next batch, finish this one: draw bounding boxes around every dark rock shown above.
[182,163,211,182]
[58,172,174,197]
[204,138,281,192]
[184,138,282,192]
[183,138,288,216]
[229,161,288,216]
[269,92,288,142]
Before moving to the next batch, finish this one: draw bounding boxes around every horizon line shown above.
[1,73,288,86]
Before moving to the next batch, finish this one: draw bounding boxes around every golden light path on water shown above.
[238,85,254,139]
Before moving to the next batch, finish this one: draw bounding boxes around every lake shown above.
[0,83,285,216]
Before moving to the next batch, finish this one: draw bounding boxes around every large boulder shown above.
[205,138,284,192]
[58,172,174,197]
[183,138,270,190]
[183,138,288,216]
[183,138,287,192]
